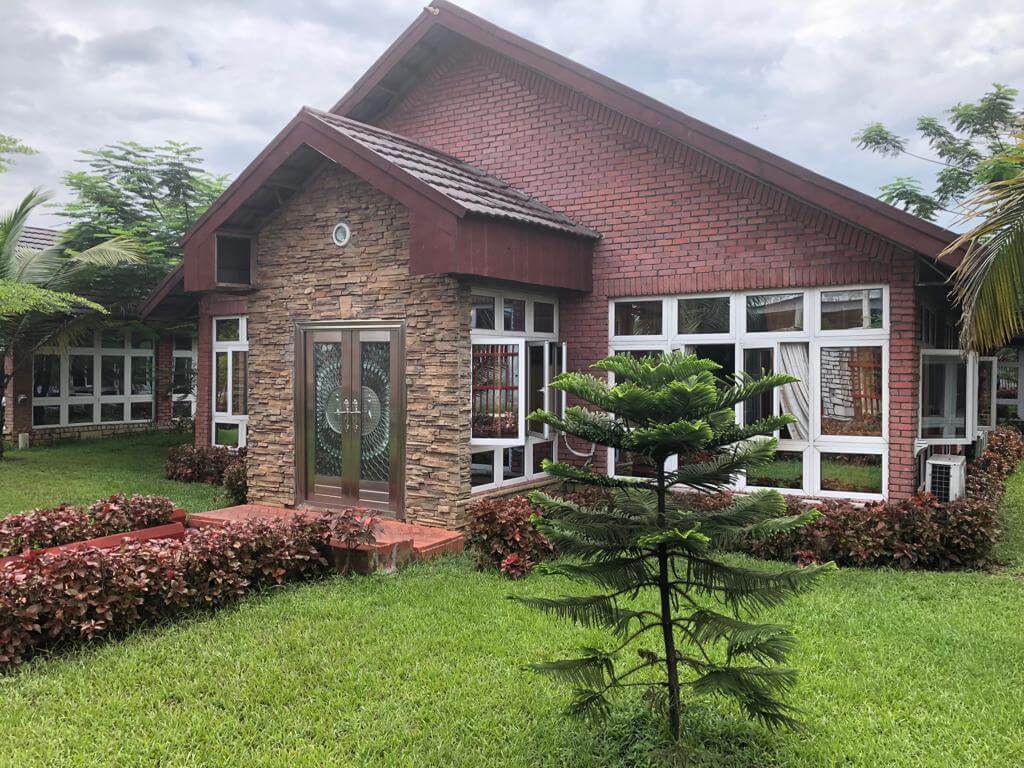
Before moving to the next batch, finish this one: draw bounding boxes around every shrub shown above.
[466,495,554,578]
[0,494,177,558]
[223,456,247,505]
[744,425,1024,570]
[0,509,375,669]
[165,444,239,484]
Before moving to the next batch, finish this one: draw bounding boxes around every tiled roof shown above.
[16,226,61,251]
[307,108,599,239]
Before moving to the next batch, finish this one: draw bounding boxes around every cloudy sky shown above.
[3,0,1021,230]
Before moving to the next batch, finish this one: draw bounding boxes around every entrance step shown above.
[187,505,464,574]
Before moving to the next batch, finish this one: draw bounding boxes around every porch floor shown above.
[188,505,464,572]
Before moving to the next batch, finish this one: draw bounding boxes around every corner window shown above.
[471,342,523,443]
[920,353,968,440]
[471,295,496,330]
[746,293,803,332]
[614,300,662,336]
[533,302,555,334]
[820,346,883,437]
[821,288,883,330]
[678,297,729,334]
[212,316,248,448]
[216,234,252,286]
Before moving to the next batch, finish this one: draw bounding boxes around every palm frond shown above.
[0,188,50,279]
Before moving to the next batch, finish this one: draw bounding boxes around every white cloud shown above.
[2,0,1021,231]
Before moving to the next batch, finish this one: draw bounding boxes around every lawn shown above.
[0,431,227,517]
[0,437,1022,767]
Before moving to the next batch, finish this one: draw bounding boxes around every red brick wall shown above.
[376,39,920,498]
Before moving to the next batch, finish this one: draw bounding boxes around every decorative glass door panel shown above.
[301,325,403,516]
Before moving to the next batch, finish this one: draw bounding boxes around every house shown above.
[12,2,1007,526]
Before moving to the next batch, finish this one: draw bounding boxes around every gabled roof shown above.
[308,110,598,238]
[331,0,961,265]
[16,226,61,250]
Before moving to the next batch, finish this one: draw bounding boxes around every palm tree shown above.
[946,140,1024,352]
[0,189,140,456]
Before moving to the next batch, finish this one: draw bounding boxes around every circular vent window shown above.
[332,222,351,247]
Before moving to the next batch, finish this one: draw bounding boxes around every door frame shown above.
[293,319,406,519]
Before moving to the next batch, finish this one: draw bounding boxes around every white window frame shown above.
[32,330,156,429]
[171,333,197,419]
[212,316,249,449]
[918,349,976,446]
[977,356,997,432]
[470,290,562,492]
[606,285,890,499]
[996,348,1023,422]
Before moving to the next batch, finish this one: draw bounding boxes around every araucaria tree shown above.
[519,352,833,739]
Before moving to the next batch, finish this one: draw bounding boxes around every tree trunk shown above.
[0,371,7,461]
[656,459,681,740]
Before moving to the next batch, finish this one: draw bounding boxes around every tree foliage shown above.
[944,138,1024,351]
[58,141,227,309]
[517,352,833,740]
[854,84,1023,221]
[0,135,35,174]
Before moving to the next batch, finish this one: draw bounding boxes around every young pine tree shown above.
[518,351,834,740]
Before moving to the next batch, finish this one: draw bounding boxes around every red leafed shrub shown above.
[165,445,241,485]
[0,494,177,558]
[0,509,375,669]
[744,426,1024,570]
[467,495,554,577]
[222,456,248,505]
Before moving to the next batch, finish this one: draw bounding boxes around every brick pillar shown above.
[195,307,212,447]
[4,349,33,442]
[154,335,174,426]
[887,254,920,498]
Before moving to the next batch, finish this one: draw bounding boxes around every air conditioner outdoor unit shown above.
[925,454,967,503]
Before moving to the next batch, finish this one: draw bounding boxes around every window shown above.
[31,330,156,428]
[216,234,252,286]
[919,352,969,440]
[609,286,889,498]
[469,290,563,491]
[172,334,197,419]
[212,316,249,448]
[978,357,996,431]
[997,348,1024,424]
[746,293,803,332]
[821,288,883,330]
[819,451,883,494]
[678,297,729,334]
[614,300,662,336]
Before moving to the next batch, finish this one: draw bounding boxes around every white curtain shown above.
[778,343,810,441]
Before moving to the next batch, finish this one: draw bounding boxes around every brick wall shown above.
[376,39,920,498]
[238,165,472,527]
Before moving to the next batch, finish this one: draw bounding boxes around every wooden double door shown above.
[297,323,404,516]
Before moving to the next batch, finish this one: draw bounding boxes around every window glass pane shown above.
[550,343,565,421]
[130,332,153,350]
[528,344,546,434]
[678,297,730,334]
[504,446,525,481]
[742,348,773,426]
[778,342,810,441]
[820,288,883,330]
[685,344,734,386]
[172,400,193,419]
[532,441,553,474]
[920,354,967,439]
[471,295,495,330]
[130,401,153,422]
[100,330,123,349]
[33,354,61,397]
[533,302,555,334]
[33,405,60,426]
[998,403,1019,422]
[472,344,520,439]
[214,422,240,448]
[998,364,1018,400]
[100,402,124,423]
[614,449,658,478]
[215,318,240,342]
[130,356,153,395]
[215,352,229,413]
[747,450,803,489]
[503,298,526,332]
[68,355,94,396]
[172,357,193,396]
[746,293,803,332]
[820,346,883,436]
[978,360,994,428]
[232,351,248,416]
[173,334,194,351]
[614,300,662,336]
[216,235,252,285]
[820,453,883,494]
[68,403,94,425]
[471,450,495,487]
[101,356,125,396]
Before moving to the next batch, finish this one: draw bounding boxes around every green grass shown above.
[1,436,1023,766]
[0,431,228,517]
[994,466,1024,573]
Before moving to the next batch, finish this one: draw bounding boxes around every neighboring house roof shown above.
[16,226,61,250]
[308,109,599,238]
[330,0,961,265]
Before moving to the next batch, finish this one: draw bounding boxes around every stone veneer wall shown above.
[244,165,473,528]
